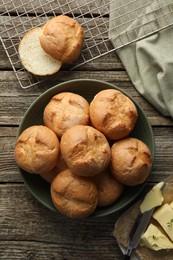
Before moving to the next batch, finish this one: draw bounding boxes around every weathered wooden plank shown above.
[0,69,173,126]
[0,40,123,70]
[1,15,110,41]
[0,14,118,77]
[0,28,121,74]
[0,14,121,73]
[0,0,110,17]
[0,183,122,259]
[0,126,173,183]
[0,69,130,88]
[0,240,123,260]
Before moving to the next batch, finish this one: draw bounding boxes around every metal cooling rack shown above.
[1,0,173,89]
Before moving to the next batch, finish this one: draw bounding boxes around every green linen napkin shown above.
[109,0,173,117]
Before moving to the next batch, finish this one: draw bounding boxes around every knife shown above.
[122,181,165,259]
[123,207,155,259]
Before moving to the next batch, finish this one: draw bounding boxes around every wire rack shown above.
[1,0,173,89]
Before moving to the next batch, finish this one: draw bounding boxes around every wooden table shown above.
[1,1,173,259]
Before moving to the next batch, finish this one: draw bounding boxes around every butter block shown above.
[153,203,173,242]
[170,201,173,209]
[140,182,164,213]
[140,223,173,251]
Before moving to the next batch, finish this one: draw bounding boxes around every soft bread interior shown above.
[18,27,62,76]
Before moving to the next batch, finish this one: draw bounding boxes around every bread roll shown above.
[40,154,67,183]
[39,15,84,63]
[93,168,124,206]
[43,92,90,138]
[89,89,138,140]
[60,125,111,177]
[18,28,62,76]
[14,125,60,174]
[51,169,98,218]
[110,137,152,186]
[39,166,60,184]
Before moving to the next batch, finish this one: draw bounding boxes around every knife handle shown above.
[123,254,131,260]
[123,247,132,260]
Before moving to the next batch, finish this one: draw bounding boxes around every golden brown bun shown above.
[89,89,138,140]
[43,92,90,138]
[40,154,67,183]
[14,125,60,174]
[39,15,84,63]
[40,167,59,184]
[92,168,124,206]
[110,137,152,186]
[60,125,111,177]
[51,169,98,219]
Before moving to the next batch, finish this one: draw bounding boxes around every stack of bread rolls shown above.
[14,89,153,219]
[18,15,84,76]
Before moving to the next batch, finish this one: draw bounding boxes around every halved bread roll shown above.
[18,27,62,76]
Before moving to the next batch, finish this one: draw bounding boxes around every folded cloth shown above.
[109,0,173,117]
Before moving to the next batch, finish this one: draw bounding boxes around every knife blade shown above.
[123,207,155,259]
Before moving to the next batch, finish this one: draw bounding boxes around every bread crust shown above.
[39,15,84,63]
[89,89,138,140]
[43,92,90,138]
[39,166,59,184]
[92,168,124,206]
[40,154,67,183]
[14,125,60,174]
[51,169,98,218]
[110,137,152,186]
[60,125,111,177]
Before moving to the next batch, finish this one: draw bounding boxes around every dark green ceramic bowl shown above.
[17,79,155,217]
